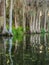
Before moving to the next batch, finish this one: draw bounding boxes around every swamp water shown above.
[0,34,49,65]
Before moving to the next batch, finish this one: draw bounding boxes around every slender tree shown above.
[44,2,47,32]
[2,0,7,33]
[32,0,35,33]
[23,0,26,32]
[9,0,13,34]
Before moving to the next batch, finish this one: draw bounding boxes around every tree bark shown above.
[38,10,41,33]
[43,1,47,32]
[30,11,33,33]
[44,10,46,32]
[0,0,6,33]
[15,14,17,28]
[36,13,38,32]
[33,10,36,33]
[23,0,26,32]
[9,0,13,33]
[2,0,7,33]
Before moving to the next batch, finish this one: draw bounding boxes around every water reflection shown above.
[0,34,49,65]
[8,38,13,65]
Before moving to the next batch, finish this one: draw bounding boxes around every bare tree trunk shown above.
[0,0,7,33]
[2,0,7,33]
[44,1,47,32]
[9,0,13,34]
[14,0,18,29]
[33,11,36,33]
[15,14,19,29]
[0,1,3,32]
[15,13,17,28]
[47,10,49,32]
[44,9,47,32]
[36,14,38,32]
[23,0,26,32]
[38,10,41,33]
[35,0,39,33]
[30,11,33,33]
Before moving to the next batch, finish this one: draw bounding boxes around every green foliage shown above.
[6,25,24,35]
[12,26,24,36]
[12,26,24,42]
[41,28,45,34]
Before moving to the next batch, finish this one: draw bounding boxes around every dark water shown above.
[0,34,49,65]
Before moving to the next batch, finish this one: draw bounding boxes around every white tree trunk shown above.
[44,3,47,32]
[47,11,49,32]
[44,9,47,32]
[33,11,36,33]
[30,13,33,33]
[9,0,13,33]
[36,17,38,32]
[39,10,41,33]
[23,0,26,32]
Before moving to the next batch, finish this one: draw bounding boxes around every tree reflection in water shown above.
[0,34,49,65]
[8,38,13,65]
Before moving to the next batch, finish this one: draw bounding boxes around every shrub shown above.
[12,26,24,36]
[41,28,45,34]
